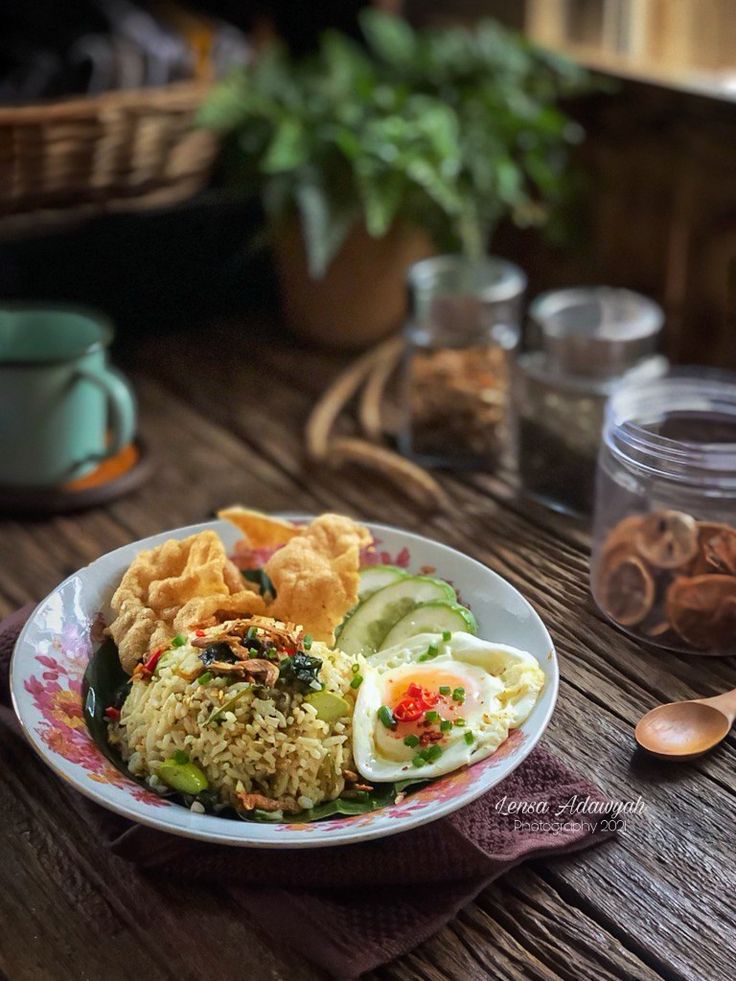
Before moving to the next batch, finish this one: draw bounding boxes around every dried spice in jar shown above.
[515,288,666,515]
[401,255,526,468]
[406,343,509,464]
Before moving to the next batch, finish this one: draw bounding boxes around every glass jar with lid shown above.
[401,255,526,468]
[514,287,668,515]
[591,370,736,657]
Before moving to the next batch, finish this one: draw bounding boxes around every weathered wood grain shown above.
[1,325,734,981]
[476,866,661,981]
[542,679,736,981]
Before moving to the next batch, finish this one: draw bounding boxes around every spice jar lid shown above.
[529,287,663,378]
[409,255,527,307]
[408,256,527,349]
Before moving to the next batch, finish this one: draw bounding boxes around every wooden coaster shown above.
[0,440,153,515]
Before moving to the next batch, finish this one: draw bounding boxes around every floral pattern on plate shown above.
[23,617,168,808]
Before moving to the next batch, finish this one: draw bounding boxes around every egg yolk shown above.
[384,671,480,745]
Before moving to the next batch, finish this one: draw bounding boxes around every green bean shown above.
[158,757,209,794]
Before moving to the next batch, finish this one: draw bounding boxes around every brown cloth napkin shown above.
[1,606,614,978]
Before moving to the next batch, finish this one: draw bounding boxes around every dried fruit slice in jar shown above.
[690,523,736,576]
[666,575,736,650]
[643,620,672,639]
[635,510,699,569]
[601,515,645,558]
[598,548,655,627]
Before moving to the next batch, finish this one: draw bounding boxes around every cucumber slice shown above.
[338,576,456,656]
[358,565,408,599]
[336,565,409,640]
[380,601,478,651]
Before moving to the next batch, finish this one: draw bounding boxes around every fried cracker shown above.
[108,530,265,673]
[265,514,371,643]
[217,506,300,549]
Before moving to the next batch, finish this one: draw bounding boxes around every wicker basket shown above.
[0,81,219,237]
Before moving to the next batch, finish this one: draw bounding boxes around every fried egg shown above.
[351,632,545,782]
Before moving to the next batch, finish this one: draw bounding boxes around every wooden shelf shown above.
[525,0,736,104]
[543,40,736,103]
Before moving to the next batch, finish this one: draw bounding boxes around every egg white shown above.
[351,632,545,782]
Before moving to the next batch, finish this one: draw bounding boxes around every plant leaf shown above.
[296,177,358,278]
[360,10,416,66]
[356,170,405,238]
[285,782,399,822]
[196,72,248,130]
[198,14,596,266]
[262,119,307,173]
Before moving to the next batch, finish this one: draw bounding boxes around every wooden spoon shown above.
[635,689,736,760]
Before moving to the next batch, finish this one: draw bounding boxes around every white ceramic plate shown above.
[11,519,558,848]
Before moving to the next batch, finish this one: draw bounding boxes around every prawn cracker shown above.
[266,514,372,643]
[108,530,265,673]
[217,507,300,549]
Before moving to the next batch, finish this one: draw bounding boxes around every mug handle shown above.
[76,367,136,459]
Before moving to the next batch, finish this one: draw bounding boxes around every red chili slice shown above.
[393,698,424,723]
[104,706,120,721]
[406,683,439,707]
[143,648,163,673]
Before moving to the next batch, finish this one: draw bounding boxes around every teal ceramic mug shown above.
[0,305,136,487]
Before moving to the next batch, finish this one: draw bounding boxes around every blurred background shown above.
[1,0,735,369]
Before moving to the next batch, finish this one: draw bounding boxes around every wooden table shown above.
[1,319,734,981]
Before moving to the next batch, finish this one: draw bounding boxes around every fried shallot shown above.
[208,659,280,687]
[237,792,300,814]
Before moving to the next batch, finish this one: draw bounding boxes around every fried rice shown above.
[108,640,357,813]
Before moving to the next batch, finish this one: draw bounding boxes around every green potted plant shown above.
[199,12,588,349]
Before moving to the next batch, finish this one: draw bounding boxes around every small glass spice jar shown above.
[591,371,736,657]
[401,255,526,468]
[514,287,667,515]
